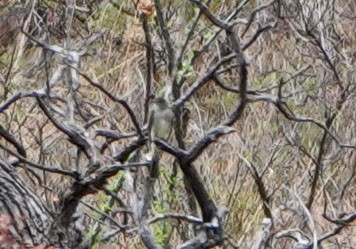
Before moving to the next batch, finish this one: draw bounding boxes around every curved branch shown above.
[74,68,144,138]
[0,142,77,178]
[0,90,46,113]
[173,53,237,108]
[0,125,27,157]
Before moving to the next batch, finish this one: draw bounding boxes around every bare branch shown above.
[0,90,46,113]
[74,68,144,138]
[0,142,76,178]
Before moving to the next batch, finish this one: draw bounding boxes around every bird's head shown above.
[151,97,168,109]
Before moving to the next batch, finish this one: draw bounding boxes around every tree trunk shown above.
[0,156,82,248]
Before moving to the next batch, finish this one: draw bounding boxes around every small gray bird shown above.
[147,97,175,158]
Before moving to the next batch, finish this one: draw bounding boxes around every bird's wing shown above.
[166,109,175,140]
[147,107,155,142]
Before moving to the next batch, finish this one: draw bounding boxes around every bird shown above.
[147,97,175,161]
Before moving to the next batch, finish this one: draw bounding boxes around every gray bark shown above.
[0,156,82,248]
